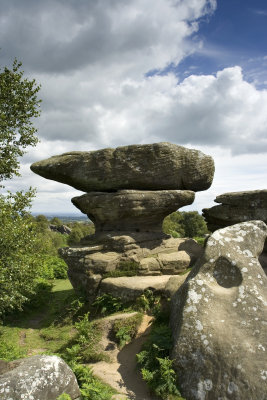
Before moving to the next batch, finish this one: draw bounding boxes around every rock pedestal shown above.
[31,142,214,300]
[203,189,267,272]
[171,221,267,400]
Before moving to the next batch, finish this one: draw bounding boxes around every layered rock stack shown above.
[203,189,267,272]
[31,142,214,300]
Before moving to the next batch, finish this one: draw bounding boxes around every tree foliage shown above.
[0,190,42,317]
[0,59,41,182]
[0,59,41,318]
[163,211,208,238]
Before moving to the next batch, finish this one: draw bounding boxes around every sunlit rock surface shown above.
[30,142,215,192]
[203,189,267,273]
[171,221,267,400]
[0,355,80,400]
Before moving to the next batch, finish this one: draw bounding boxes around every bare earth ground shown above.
[89,314,159,400]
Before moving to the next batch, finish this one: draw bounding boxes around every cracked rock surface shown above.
[0,355,80,400]
[171,220,267,400]
[30,142,215,192]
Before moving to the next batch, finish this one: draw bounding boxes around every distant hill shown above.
[31,213,90,224]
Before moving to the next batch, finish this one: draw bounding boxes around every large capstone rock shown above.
[30,142,215,192]
[0,355,80,400]
[171,221,267,400]
[72,190,194,233]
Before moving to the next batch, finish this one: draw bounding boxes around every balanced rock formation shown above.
[72,190,194,234]
[0,355,80,400]
[171,221,267,400]
[203,189,267,272]
[30,142,215,192]
[31,142,214,300]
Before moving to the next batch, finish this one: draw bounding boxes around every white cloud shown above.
[33,66,267,153]
[1,0,267,215]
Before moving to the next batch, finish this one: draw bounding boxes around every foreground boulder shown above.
[0,355,80,400]
[30,142,215,192]
[171,221,267,400]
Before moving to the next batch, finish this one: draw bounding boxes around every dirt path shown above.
[89,314,159,400]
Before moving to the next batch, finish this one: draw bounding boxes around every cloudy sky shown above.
[1,0,267,215]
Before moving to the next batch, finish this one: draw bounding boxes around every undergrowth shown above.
[103,260,139,278]
[62,312,108,363]
[137,311,185,400]
[113,312,143,348]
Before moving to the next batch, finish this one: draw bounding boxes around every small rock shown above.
[0,355,80,400]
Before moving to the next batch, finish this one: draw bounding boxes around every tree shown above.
[0,191,42,317]
[162,211,209,238]
[0,59,41,318]
[181,211,209,238]
[0,59,41,182]
[50,217,63,226]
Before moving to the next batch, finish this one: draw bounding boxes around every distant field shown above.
[32,213,90,224]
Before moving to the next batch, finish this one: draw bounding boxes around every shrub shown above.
[72,363,115,400]
[0,335,26,361]
[92,294,124,316]
[113,313,143,348]
[103,260,139,278]
[27,278,53,308]
[137,323,185,400]
[56,394,72,400]
[135,289,161,314]
[40,256,68,279]
[63,313,107,363]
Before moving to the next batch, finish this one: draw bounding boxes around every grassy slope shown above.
[0,279,76,360]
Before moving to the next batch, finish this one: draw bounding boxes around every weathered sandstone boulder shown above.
[203,189,267,273]
[202,189,267,232]
[72,190,194,233]
[59,237,203,300]
[99,275,173,301]
[50,224,72,235]
[171,221,267,400]
[30,142,215,192]
[0,355,80,400]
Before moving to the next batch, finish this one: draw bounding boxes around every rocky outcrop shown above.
[99,275,177,301]
[202,189,267,231]
[0,355,80,400]
[50,224,72,234]
[202,189,267,273]
[59,237,203,300]
[30,142,215,192]
[72,190,194,234]
[31,142,214,300]
[171,221,267,400]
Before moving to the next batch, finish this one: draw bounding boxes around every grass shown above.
[0,279,79,360]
